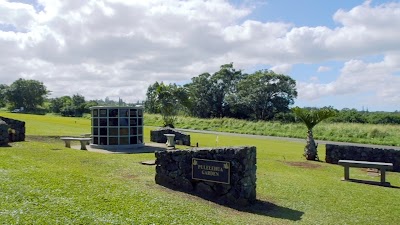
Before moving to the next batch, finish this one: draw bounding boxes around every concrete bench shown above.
[80,133,92,145]
[338,160,393,186]
[61,137,91,150]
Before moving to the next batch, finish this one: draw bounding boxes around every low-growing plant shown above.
[292,107,337,160]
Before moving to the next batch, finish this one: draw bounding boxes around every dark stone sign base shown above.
[0,119,9,146]
[155,146,256,206]
[0,117,25,146]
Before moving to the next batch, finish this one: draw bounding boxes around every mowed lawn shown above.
[1,112,400,224]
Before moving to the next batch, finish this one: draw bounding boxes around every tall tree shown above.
[145,82,161,114]
[49,97,64,113]
[155,83,189,127]
[58,96,74,116]
[50,96,72,115]
[209,63,243,117]
[292,107,336,160]
[185,73,214,118]
[185,63,243,118]
[235,70,297,120]
[0,84,9,107]
[72,94,86,116]
[5,79,49,111]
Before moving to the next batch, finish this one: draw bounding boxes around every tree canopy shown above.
[235,70,297,120]
[292,107,337,130]
[5,78,49,111]
[0,84,8,107]
[49,94,99,117]
[145,82,189,127]
[146,63,298,121]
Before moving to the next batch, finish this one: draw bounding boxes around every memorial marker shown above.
[192,158,230,184]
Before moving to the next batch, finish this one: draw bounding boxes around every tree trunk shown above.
[304,130,318,160]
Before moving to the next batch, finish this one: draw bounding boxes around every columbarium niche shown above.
[90,106,143,149]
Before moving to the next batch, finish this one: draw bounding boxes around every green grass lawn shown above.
[1,112,400,224]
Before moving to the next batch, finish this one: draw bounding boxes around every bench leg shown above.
[64,140,71,148]
[378,169,392,186]
[344,166,350,180]
[380,169,386,183]
[79,141,87,150]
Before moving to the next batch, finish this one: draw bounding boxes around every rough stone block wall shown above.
[150,128,190,146]
[326,144,400,172]
[0,120,9,146]
[0,117,25,142]
[155,146,256,206]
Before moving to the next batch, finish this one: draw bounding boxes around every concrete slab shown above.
[141,160,156,165]
[70,142,167,154]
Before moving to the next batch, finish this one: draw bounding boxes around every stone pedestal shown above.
[164,134,175,148]
[150,128,190,146]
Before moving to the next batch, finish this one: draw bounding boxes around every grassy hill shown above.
[144,114,400,146]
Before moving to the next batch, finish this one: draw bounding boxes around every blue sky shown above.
[235,0,383,27]
[235,0,399,111]
[0,0,399,111]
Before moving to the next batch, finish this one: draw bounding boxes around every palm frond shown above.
[292,107,336,130]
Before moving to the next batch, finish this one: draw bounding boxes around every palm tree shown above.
[292,107,336,160]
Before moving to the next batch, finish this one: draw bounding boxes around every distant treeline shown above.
[2,75,399,125]
[144,63,400,125]
[268,108,400,125]
[327,108,400,124]
[0,78,141,117]
[193,106,400,125]
[48,96,140,117]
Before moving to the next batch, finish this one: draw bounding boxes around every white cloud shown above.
[0,0,253,101]
[317,66,331,72]
[0,0,399,106]
[270,64,292,74]
[297,52,400,106]
[0,0,36,30]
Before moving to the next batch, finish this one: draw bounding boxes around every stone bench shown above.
[61,137,91,150]
[80,133,92,145]
[338,160,393,186]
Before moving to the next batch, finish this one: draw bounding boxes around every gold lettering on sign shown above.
[201,170,220,176]
[192,158,230,184]
[198,164,223,172]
